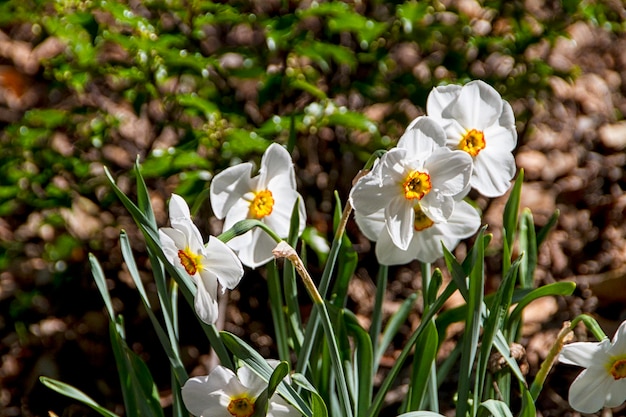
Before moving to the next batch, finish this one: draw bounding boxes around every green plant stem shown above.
[273,241,353,417]
[529,321,574,400]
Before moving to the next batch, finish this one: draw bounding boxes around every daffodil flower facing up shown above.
[558,320,626,414]
[210,143,306,269]
[159,194,243,325]
[423,79,517,198]
[350,116,473,251]
[181,363,299,417]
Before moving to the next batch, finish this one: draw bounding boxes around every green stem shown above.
[273,241,353,417]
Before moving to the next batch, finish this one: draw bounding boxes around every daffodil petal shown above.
[375,227,416,266]
[426,148,472,196]
[398,116,447,153]
[471,149,516,198]
[559,340,606,367]
[267,394,301,417]
[205,237,243,290]
[354,209,385,242]
[609,320,626,355]
[385,197,414,250]
[194,273,219,324]
[445,80,502,129]
[258,143,297,189]
[210,163,254,219]
[568,367,613,414]
[425,84,462,118]
[236,366,267,399]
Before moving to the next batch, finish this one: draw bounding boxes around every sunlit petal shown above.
[210,163,254,219]
[568,367,613,414]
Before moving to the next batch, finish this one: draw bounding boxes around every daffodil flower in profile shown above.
[181,362,299,417]
[558,320,626,414]
[210,143,306,269]
[422,80,517,198]
[354,200,481,265]
[159,194,243,325]
[350,117,472,251]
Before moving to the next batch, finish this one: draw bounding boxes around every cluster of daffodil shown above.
[41,80,626,417]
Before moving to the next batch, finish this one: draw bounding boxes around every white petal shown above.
[425,84,462,118]
[210,163,254,219]
[222,199,252,232]
[267,394,301,417]
[421,194,454,223]
[182,368,241,417]
[559,340,607,367]
[205,237,243,290]
[568,367,613,414]
[194,274,219,324]
[159,228,184,265]
[169,194,192,223]
[264,188,303,238]
[354,209,385,242]
[499,100,516,129]
[375,227,417,266]
[236,228,277,269]
[258,143,297,189]
[398,116,447,153]
[426,149,473,196]
[608,320,626,355]
[237,366,267,399]
[483,124,517,153]
[445,80,502,129]
[605,378,626,408]
[384,197,414,251]
[471,149,516,197]
[350,171,395,216]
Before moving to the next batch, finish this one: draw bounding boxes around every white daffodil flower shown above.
[159,194,243,325]
[350,117,472,251]
[422,80,517,198]
[181,363,300,417]
[558,320,626,414]
[210,143,306,269]
[355,200,480,264]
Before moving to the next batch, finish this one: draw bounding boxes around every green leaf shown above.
[109,320,165,417]
[502,169,524,256]
[291,374,328,417]
[506,282,576,330]
[536,209,560,247]
[406,320,438,411]
[344,310,373,417]
[375,292,416,369]
[267,361,290,399]
[40,377,120,417]
[476,399,515,417]
[519,208,537,289]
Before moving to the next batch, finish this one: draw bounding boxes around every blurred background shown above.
[1,0,626,416]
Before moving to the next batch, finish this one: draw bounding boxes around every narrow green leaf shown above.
[406,320,438,411]
[266,261,290,363]
[267,361,290,399]
[502,169,524,252]
[370,266,388,364]
[476,400,515,417]
[344,310,373,417]
[536,209,560,247]
[119,231,187,385]
[519,209,538,289]
[368,281,458,417]
[375,292,417,369]
[506,282,576,331]
[89,254,116,324]
[292,374,329,417]
[134,159,157,229]
[40,377,120,417]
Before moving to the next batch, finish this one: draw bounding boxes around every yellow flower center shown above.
[249,189,274,219]
[178,247,202,276]
[609,358,626,380]
[458,129,486,157]
[227,395,255,417]
[403,170,432,200]
[414,205,434,231]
